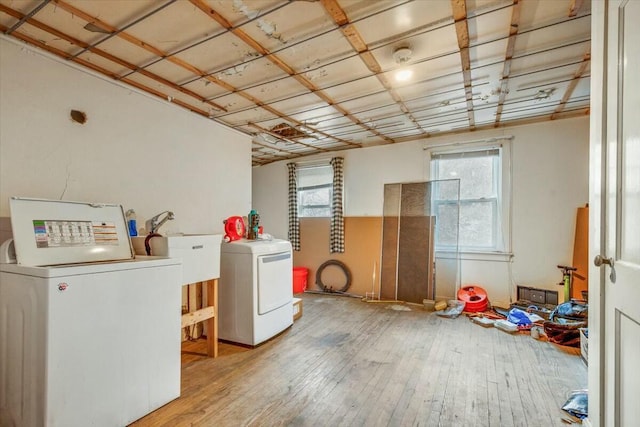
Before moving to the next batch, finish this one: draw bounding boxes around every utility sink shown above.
[131,234,222,284]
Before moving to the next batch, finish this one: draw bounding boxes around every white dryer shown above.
[219,238,293,346]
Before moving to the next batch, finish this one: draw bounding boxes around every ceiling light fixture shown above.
[393,47,413,82]
[395,69,413,82]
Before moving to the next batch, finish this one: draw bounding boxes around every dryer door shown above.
[257,251,292,315]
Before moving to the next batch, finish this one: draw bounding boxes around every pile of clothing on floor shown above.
[542,299,588,347]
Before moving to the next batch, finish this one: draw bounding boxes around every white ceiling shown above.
[0,0,591,165]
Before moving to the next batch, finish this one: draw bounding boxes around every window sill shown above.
[435,250,513,262]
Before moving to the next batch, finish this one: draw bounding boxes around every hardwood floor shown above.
[131,294,587,427]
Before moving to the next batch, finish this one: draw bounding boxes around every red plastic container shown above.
[293,267,308,294]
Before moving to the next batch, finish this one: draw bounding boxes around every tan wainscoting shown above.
[295,217,382,297]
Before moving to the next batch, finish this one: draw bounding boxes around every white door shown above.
[590,1,640,425]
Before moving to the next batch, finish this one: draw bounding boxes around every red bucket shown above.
[293,267,308,294]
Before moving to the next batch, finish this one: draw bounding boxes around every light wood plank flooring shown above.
[131,294,587,427]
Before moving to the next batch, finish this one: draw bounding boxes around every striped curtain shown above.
[287,162,300,251]
[330,157,345,253]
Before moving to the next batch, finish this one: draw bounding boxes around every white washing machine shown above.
[219,238,293,346]
[0,197,183,427]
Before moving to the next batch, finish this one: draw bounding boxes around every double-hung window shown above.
[430,143,510,254]
[297,165,333,218]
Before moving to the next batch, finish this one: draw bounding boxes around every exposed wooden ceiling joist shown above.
[190,0,393,145]
[0,3,223,113]
[51,0,227,112]
[0,22,211,117]
[320,0,427,139]
[248,122,331,153]
[495,0,521,126]
[450,0,475,129]
[551,47,591,119]
[50,0,360,149]
[4,0,49,34]
[0,0,591,165]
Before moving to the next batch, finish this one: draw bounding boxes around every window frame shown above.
[427,140,512,258]
[296,164,333,218]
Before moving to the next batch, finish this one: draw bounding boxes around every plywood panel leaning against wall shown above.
[293,217,382,297]
[380,182,436,303]
[397,183,436,304]
[572,205,589,300]
[381,184,401,300]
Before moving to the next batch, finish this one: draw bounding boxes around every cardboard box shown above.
[293,297,303,321]
[579,328,588,365]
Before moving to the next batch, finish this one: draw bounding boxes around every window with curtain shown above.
[288,159,344,253]
[296,165,333,218]
[431,146,509,252]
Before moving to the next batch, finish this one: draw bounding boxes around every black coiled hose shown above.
[315,259,352,293]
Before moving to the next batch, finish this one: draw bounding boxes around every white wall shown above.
[0,37,251,235]
[253,117,590,305]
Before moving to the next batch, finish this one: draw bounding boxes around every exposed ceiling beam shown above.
[0,23,211,118]
[0,0,592,166]
[495,0,521,126]
[207,13,590,108]
[320,0,427,139]
[450,0,475,129]
[48,0,359,148]
[177,0,408,88]
[0,3,225,113]
[249,138,300,158]
[247,123,331,153]
[231,107,360,149]
[69,0,177,59]
[319,107,589,165]
[189,0,391,145]
[217,34,590,126]
[3,0,49,34]
[551,47,591,119]
[50,0,226,112]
